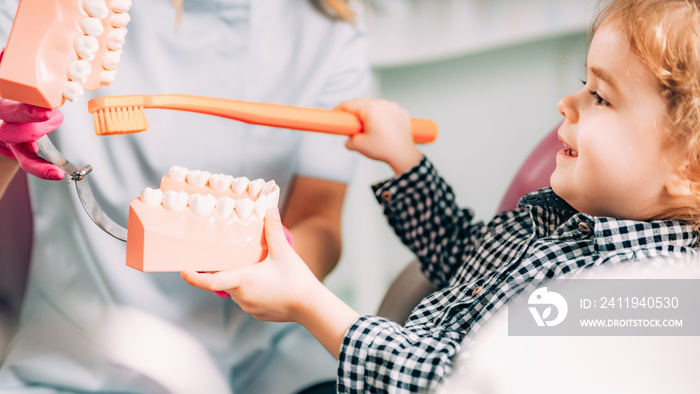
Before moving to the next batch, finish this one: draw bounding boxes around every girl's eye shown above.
[589,90,610,106]
[581,79,610,106]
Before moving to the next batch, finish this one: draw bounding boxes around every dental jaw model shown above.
[0,0,131,108]
[0,0,281,273]
[127,166,281,272]
[0,0,133,242]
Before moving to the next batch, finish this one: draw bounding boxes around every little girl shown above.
[182,0,700,392]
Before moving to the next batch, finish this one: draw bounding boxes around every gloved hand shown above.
[0,48,65,180]
[0,98,65,180]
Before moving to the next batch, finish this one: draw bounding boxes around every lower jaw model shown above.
[126,166,280,272]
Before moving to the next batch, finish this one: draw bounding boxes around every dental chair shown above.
[376,125,560,323]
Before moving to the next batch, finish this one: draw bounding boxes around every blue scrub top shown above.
[0,0,370,392]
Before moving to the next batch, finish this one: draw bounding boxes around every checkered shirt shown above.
[337,157,699,393]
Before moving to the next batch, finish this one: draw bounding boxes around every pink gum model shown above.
[126,167,280,272]
[0,0,130,108]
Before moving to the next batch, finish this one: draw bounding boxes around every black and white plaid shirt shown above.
[337,157,699,393]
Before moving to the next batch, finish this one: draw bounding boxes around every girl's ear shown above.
[666,171,695,197]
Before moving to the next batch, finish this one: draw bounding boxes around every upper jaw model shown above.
[0,0,133,108]
[126,166,280,272]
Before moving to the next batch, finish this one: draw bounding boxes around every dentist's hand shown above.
[0,98,65,180]
[338,98,423,175]
[181,207,325,323]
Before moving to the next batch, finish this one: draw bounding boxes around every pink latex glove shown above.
[213,225,294,298]
[0,49,65,180]
[0,100,65,180]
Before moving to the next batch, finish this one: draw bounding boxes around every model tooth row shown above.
[64,0,133,102]
[139,188,278,221]
[168,166,280,201]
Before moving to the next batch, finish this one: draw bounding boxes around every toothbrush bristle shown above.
[93,106,148,135]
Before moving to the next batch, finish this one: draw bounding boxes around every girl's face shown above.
[551,21,677,220]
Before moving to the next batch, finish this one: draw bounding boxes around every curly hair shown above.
[593,0,700,226]
[309,0,356,22]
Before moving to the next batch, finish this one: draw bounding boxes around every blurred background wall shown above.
[327,0,595,314]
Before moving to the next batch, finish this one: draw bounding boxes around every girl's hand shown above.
[337,98,423,175]
[180,207,325,323]
[182,207,361,358]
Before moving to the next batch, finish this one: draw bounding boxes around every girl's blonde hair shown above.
[309,0,356,22]
[593,0,700,226]
[171,0,355,24]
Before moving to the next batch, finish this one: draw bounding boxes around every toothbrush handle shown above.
[146,94,438,144]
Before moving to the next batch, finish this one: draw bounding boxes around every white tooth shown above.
[67,60,91,83]
[248,178,265,198]
[216,196,235,219]
[162,190,188,212]
[110,12,131,27]
[100,69,117,85]
[209,174,233,192]
[62,81,84,102]
[106,27,127,50]
[110,0,133,12]
[102,50,121,70]
[186,170,211,187]
[260,180,277,196]
[74,35,99,60]
[253,195,267,218]
[83,0,109,19]
[266,186,280,209]
[189,193,216,216]
[231,177,250,195]
[80,17,104,36]
[235,198,254,221]
[140,187,163,207]
[168,166,189,182]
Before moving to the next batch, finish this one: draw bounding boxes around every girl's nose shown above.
[557,93,579,123]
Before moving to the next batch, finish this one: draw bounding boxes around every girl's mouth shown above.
[563,143,578,158]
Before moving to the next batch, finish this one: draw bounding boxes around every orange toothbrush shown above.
[87,94,439,144]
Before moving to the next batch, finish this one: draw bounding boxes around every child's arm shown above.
[181,207,463,392]
[337,98,424,175]
[180,181,475,392]
[180,207,360,358]
[340,98,489,288]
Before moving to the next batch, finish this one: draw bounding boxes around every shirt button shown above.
[472,286,483,296]
[381,191,392,202]
[578,222,592,232]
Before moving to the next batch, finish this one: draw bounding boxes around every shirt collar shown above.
[518,187,698,250]
[591,217,698,251]
[518,187,575,214]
